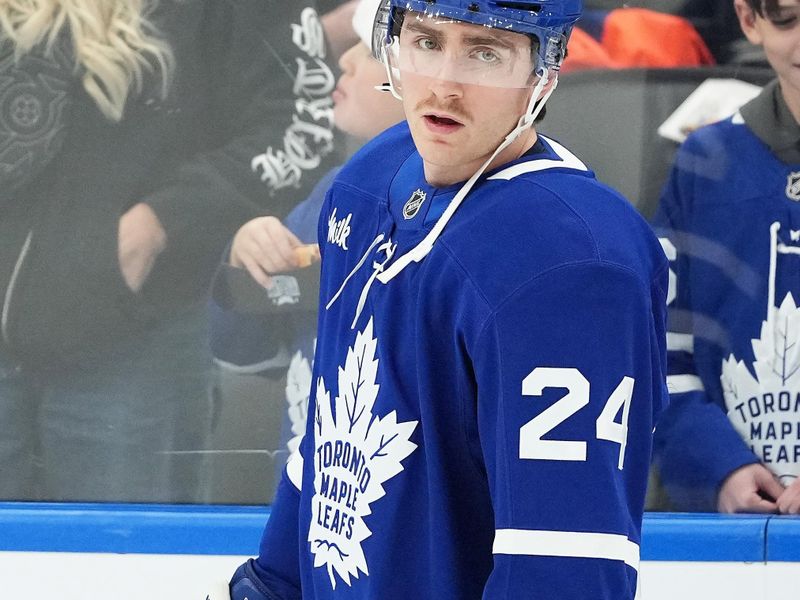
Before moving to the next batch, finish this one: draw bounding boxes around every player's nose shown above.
[426,64,464,99]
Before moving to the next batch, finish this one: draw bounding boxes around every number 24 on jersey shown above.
[520,367,634,470]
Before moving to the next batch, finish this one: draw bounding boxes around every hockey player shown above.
[653,0,800,514]
[211,0,669,597]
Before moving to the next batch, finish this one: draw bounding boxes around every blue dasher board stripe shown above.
[0,504,797,561]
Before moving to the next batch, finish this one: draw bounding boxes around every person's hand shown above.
[229,216,303,288]
[777,476,800,514]
[118,202,166,293]
[717,462,785,513]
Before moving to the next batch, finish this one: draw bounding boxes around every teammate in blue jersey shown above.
[652,0,800,514]
[209,0,669,598]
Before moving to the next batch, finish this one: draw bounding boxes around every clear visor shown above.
[385,11,540,90]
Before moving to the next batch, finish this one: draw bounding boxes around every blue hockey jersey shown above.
[237,122,669,599]
[652,112,800,510]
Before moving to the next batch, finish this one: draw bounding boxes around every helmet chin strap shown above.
[377,67,558,284]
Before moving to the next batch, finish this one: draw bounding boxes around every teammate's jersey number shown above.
[520,367,634,470]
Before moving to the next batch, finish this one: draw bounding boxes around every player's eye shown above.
[473,48,501,64]
[415,37,439,51]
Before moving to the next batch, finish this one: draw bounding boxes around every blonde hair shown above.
[0,0,173,121]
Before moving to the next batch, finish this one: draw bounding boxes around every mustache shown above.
[413,98,471,123]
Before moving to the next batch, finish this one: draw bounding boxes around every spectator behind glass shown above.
[0,0,341,503]
[320,0,360,60]
[209,0,406,476]
[655,0,767,64]
[652,0,800,514]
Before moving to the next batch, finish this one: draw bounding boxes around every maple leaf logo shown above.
[722,293,800,483]
[308,318,418,589]
[285,349,312,456]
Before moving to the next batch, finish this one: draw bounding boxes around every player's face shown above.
[736,0,800,118]
[396,14,539,186]
[333,42,405,140]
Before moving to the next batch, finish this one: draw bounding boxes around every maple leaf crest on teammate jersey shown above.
[722,293,800,483]
[286,349,312,456]
[308,318,418,589]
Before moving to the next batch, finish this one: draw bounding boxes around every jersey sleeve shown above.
[651,150,759,511]
[471,262,667,599]
[231,453,305,600]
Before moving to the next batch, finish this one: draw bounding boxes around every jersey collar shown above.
[387,138,553,230]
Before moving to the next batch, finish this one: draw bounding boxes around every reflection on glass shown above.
[0,0,341,504]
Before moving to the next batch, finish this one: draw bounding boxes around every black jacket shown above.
[0,0,342,368]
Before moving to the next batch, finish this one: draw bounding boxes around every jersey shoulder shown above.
[679,115,780,189]
[442,137,665,306]
[661,115,789,223]
[686,112,759,148]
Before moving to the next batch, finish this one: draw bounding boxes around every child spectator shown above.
[209,0,406,475]
[652,0,800,514]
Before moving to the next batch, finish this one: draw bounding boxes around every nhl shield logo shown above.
[786,172,800,201]
[403,189,427,220]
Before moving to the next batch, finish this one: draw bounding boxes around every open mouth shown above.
[423,113,464,134]
[426,114,462,126]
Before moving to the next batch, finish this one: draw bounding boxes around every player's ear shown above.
[734,0,763,46]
